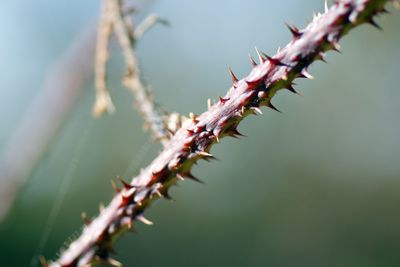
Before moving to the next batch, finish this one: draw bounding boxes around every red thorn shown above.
[267,100,281,113]
[219,96,230,104]
[120,194,132,207]
[228,67,238,86]
[248,53,258,67]
[265,54,289,67]
[186,128,195,135]
[195,125,205,133]
[118,176,134,190]
[286,23,302,39]
[245,79,260,89]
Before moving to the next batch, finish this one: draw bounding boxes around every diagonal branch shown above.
[47,0,395,266]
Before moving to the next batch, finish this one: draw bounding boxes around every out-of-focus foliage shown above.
[1,1,400,266]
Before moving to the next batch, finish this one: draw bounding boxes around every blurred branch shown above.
[0,24,97,222]
[46,0,395,266]
[133,14,169,40]
[93,0,180,146]
[0,0,156,223]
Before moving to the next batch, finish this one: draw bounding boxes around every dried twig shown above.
[133,14,169,40]
[93,0,174,146]
[47,0,395,266]
[92,0,115,117]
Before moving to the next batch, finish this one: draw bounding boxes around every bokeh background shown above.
[1,0,400,266]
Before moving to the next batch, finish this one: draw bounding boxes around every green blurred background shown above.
[1,0,400,266]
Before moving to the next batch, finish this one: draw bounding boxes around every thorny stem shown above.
[48,0,396,266]
[93,0,174,145]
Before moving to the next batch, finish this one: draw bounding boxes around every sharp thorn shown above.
[176,173,185,181]
[255,46,266,63]
[324,0,329,13]
[251,107,263,115]
[317,52,327,63]
[267,101,281,113]
[111,180,121,193]
[106,258,123,267]
[285,23,302,39]
[265,54,289,66]
[197,151,213,157]
[136,214,154,225]
[332,42,341,53]
[162,191,174,201]
[181,172,204,184]
[368,18,383,31]
[118,176,134,190]
[248,53,258,67]
[301,69,314,79]
[154,190,163,198]
[228,67,239,84]
[230,128,245,137]
[286,84,299,95]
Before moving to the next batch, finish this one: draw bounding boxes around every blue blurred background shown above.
[1,0,400,266]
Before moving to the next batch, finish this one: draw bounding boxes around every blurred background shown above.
[1,0,400,266]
